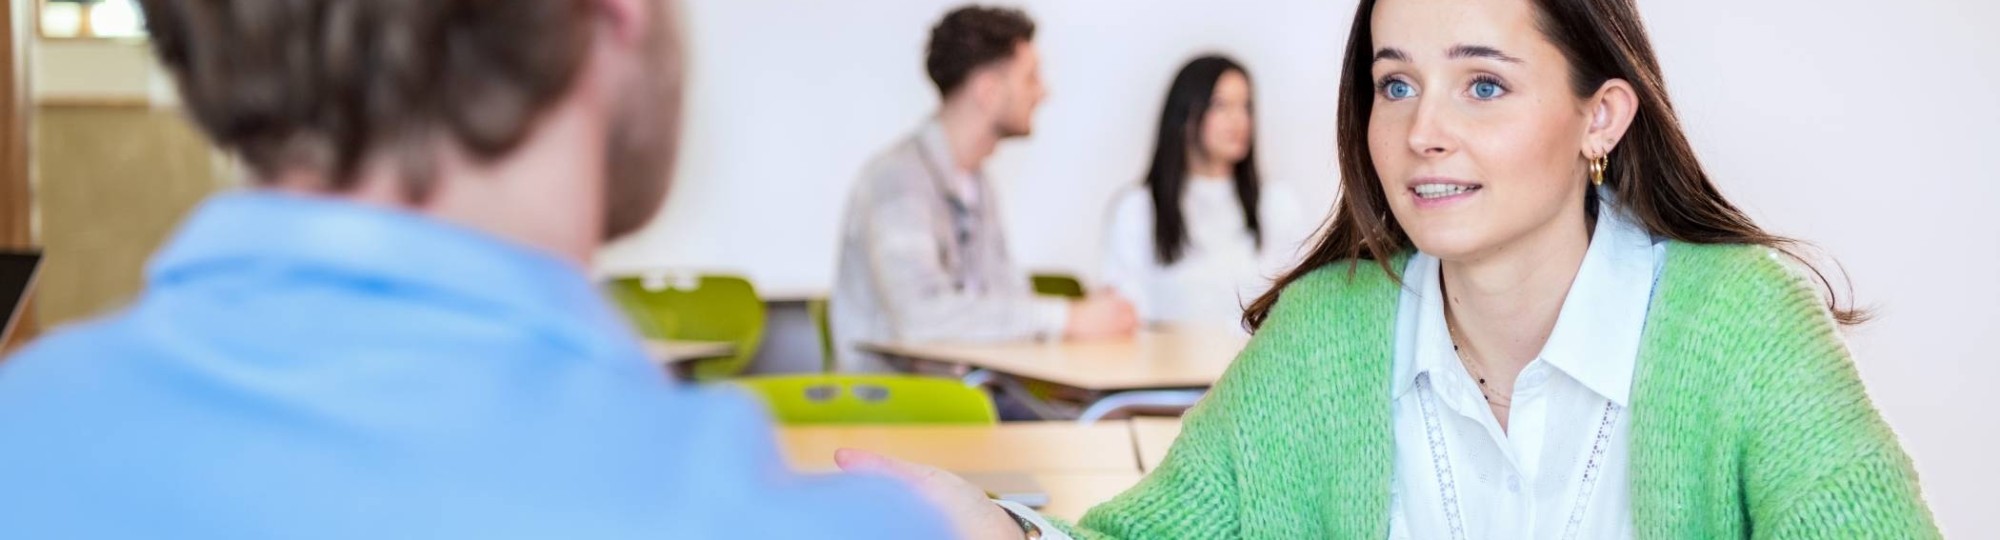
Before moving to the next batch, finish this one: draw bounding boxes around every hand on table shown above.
[835,448,1027,540]
[1064,290,1137,340]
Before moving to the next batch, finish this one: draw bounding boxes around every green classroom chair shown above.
[1024,274,1089,403]
[733,374,998,425]
[807,296,835,373]
[604,274,766,381]
[1030,273,1085,299]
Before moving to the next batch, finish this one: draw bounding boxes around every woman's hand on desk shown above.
[1065,290,1138,340]
[835,448,1026,540]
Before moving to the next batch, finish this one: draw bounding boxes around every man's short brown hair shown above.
[138,0,596,198]
[925,5,1035,98]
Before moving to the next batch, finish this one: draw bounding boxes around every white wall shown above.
[1637,0,2000,534]
[604,0,2000,534]
[597,0,1347,289]
[32,39,177,104]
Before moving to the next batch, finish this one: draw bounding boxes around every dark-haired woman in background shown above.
[840,0,1939,537]
[1101,55,1310,333]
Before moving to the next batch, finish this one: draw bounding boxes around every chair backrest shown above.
[806,297,835,373]
[604,274,765,380]
[733,374,997,425]
[1030,273,1085,299]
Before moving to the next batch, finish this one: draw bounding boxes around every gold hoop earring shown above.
[1589,155,1608,186]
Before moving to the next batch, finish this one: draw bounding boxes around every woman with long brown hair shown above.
[838,0,1939,537]
[1101,54,1313,334]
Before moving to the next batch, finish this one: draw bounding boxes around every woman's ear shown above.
[1583,79,1639,157]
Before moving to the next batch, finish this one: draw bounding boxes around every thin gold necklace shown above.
[1447,322,1513,408]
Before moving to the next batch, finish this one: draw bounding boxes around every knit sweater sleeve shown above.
[1047,345,1249,539]
[1731,251,1940,539]
[1046,259,1401,539]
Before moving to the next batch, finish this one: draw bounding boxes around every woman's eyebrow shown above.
[1372,47,1410,64]
[1372,45,1523,65]
[1448,44,1524,63]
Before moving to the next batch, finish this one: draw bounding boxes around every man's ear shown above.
[591,0,652,49]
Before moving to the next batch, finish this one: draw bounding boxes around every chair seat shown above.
[733,374,998,425]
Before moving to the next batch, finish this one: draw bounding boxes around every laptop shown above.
[1,249,42,345]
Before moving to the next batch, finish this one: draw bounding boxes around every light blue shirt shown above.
[0,193,946,539]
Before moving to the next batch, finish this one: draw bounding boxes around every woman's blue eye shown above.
[1470,79,1506,100]
[1383,80,1417,100]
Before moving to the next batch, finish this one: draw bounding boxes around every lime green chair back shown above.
[1030,273,1085,299]
[1018,276,1078,402]
[734,374,997,425]
[604,274,765,380]
[807,297,835,373]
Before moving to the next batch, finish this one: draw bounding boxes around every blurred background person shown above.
[831,4,1137,373]
[1100,55,1312,334]
[0,0,946,538]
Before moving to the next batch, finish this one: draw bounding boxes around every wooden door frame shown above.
[2,0,29,249]
[2,0,36,351]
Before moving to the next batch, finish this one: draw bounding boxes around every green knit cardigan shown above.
[1056,242,1939,539]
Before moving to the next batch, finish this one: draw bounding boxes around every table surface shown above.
[755,286,828,304]
[777,421,1139,474]
[1018,472,1141,522]
[777,421,1143,522]
[860,328,1249,391]
[643,339,736,365]
[1129,417,1185,472]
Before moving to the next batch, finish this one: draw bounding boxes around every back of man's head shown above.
[138,0,683,242]
[924,5,1035,99]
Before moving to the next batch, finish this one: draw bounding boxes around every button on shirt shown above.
[1389,199,1665,540]
[0,193,946,539]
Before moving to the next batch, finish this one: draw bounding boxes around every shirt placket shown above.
[1437,365,1531,540]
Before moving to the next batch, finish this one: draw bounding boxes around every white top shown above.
[1009,196,1664,540]
[1099,178,1312,334]
[1388,200,1664,540]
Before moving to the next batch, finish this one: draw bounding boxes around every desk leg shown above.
[983,373,1081,421]
[1075,389,1206,424]
[884,355,1082,421]
[961,369,996,387]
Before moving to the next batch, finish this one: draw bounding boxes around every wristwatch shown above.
[995,502,1044,539]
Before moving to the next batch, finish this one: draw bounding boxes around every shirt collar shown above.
[1391,192,1660,406]
[1538,199,1659,406]
[917,118,983,204]
[1389,253,1439,401]
[149,191,638,355]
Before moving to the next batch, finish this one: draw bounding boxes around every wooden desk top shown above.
[861,328,1249,391]
[756,286,827,304]
[777,421,1139,474]
[1024,472,1140,521]
[644,339,735,365]
[1129,417,1184,472]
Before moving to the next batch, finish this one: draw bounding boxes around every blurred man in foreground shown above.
[0,1,945,537]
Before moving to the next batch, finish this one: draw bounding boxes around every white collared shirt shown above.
[1389,199,1665,540]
